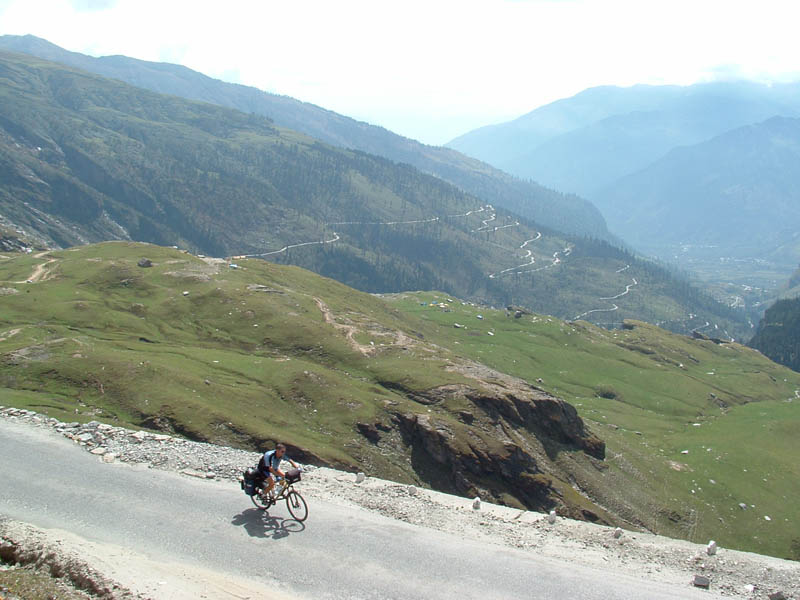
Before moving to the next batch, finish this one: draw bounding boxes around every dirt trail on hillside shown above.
[15,251,58,283]
[314,297,417,356]
[314,297,376,356]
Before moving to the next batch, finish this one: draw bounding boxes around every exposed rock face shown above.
[389,362,605,514]
[466,386,605,459]
[447,361,604,458]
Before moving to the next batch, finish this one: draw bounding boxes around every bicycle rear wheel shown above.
[251,488,273,510]
[286,490,308,521]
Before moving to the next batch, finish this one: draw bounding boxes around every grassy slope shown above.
[1,242,616,512]
[0,244,436,475]
[2,244,798,559]
[385,292,800,560]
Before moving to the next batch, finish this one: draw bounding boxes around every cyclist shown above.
[258,443,299,498]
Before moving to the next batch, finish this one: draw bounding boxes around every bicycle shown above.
[249,469,308,522]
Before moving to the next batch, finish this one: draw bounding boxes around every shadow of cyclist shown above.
[231,508,306,540]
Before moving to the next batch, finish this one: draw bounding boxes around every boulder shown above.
[692,575,710,589]
[137,258,152,268]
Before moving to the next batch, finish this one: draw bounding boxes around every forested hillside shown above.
[750,297,800,372]
[0,50,747,336]
[0,34,609,240]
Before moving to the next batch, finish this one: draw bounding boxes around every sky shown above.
[1,0,799,144]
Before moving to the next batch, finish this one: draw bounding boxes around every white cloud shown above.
[1,0,799,143]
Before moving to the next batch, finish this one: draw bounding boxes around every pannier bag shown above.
[285,468,301,483]
[241,467,259,496]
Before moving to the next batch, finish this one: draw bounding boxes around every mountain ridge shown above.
[448,80,800,198]
[0,34,609,241]
[592,115,800,276]
[0,49,749,336]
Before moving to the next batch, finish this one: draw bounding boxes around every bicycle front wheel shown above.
[286,490,308,521]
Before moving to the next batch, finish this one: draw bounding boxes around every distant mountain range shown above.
[449,81,800,294]
[592,116,800,266]
[0,34,608,241]
[0,49,747,336]
[448,81,800,198]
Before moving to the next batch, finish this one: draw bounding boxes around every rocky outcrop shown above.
[394,411,557,509]
[382,359,605,514]
[444,362,604,458]
[466,387,605,460]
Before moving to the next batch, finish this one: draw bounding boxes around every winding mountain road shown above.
[489,233,541,279]
[0,420,710,600]
[244,233,340,258]
[574,277,638,321]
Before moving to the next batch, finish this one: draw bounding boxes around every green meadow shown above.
[1,243,798,559]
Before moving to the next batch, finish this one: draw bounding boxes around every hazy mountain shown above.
[448,82,800,198]
[592,117,800,274]
[0,34,609,240]
[0,50,747,336]
[448,85,686,169]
